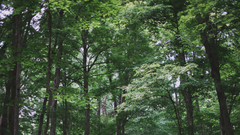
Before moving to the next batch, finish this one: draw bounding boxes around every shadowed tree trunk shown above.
[62,100,67,135]
[82,30,90,135]
[0,79,11,135]
[0,43,9,135]
[37,97,48,135]
[49,42,62,135]
[68,103,72,135]
[8,11,22,135]
[116,91,122,135]
[97,99,101,119]
[50,16,63,135]
[177,36,194,135]
[183,88,194,135]
[43,5,52,134]
[97,84,101,121]
[201,27,234,134]
[196,96,203,135]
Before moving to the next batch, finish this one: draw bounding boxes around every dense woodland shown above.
[0,0,240,135]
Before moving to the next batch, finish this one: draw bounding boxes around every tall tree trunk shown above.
[82,31,90,135]
[196,96,203,135]
[113,95,118,135]
[183,88,194,135]
[201,28,234,135]
[0,79,11,135]
[97,99,101,120]
[49,9,64,135]
[50,57,61,135]
[14,14,21,134]
[43,5,53,134]
[97,85,101,121]
[84,83,90,135]
[167,88,182,135]
[97,96,101,135]
[117,71,129,135]
[37,97,48,135]
[68,103,72,135]
[43,75,52,135]
[62,100,67,135]
[116,92,122,135]
[9,54,16,135]
[8,12,22,135]
[62,60,68,135]
[122,121,126,135]
[120,89,127,135]
[174,88,180,135]
[0,44,9,133]
[50,28,63,135]
[178,39,194,135]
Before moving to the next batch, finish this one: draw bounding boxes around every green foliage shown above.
[0,0,240,134]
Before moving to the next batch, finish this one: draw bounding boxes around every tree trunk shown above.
[44,5,53,134]
[62,100,67,135]
[8,12,22,135]
[68,103,72,135]
[37,97,48,135]
[175,89,178,105]
[82,30,90,135]
[0,79,11,135]
[101,98,107,116]
[9,53,16,135]
[121,90,127,135]
[50,55,62,135]
[0,44,9,134]
[97,99,101,120]
[114,96,118,135]
[50,9,64,135]
[183,88,194,135]
[50,31,63,135]
[14,17,21,134]
[178,40,194,135]
[116,92,122,135]
[201,29,234,135]
[97,84,101,121]
[167,88,182,135]
[196,96,203,135]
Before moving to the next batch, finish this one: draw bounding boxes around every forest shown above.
[0,0,239,135]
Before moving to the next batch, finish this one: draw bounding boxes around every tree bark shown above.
[9,55,16,135]
[82,30,90,135]
[116,92,122,135]
[50,28,63,135]
[50,9,64,135]
[8,12,22,135]
[175,89,178,105]
[97,99,101,120]
[0,79,11,135]
[114,96,118,135]
[167,88,182,135]
[101,98,107,116]
[50,56,62,135]
[196,96,203,135]
[201,28,234,135]
[183,88,194,135]
[178,40,194,135]
[68,103,72,135]
[43,5,52,134]
[62,100,67,135]
[37,97,48,135]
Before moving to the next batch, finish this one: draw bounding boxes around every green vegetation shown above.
[0,0,239,135]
